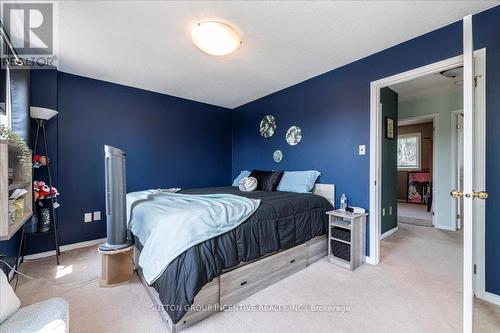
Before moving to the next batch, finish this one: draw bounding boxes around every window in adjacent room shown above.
[397,133,421,170]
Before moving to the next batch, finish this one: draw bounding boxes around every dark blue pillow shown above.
[249,170,284,191]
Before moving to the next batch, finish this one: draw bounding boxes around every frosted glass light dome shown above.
[192,21,242,56]
[30,106,58,120]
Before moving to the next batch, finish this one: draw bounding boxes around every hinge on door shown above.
[457,214,461,220]
[432,211,435,216]
[374,180,377,186]
[474,77,478,87]
[474,264,477,275]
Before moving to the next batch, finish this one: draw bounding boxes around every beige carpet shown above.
[13,223,500,333]
[398,203,433,227]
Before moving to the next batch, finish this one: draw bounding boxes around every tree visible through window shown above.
[397,133,421,170]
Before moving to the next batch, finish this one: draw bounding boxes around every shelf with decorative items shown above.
[20,106,61,265]
[0,125,33,241]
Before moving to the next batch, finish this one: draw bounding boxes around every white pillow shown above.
[0,270,20,323]
[239,177,258,192]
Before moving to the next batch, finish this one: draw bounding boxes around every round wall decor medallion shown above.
[286,126,302,145]
[260,115,276,138]
[273,150,283,162]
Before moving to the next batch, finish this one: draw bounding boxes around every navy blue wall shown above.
[55,73,232,246]
[474,7,500,296]
[233,7,500,295]
[233,21,462,249]
[1,71,232,258]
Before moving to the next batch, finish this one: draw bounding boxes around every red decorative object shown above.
[33,180,60,201]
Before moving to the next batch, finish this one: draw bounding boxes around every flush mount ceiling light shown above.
[192,21,242,56]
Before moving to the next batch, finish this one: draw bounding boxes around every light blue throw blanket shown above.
[127,190,260,284]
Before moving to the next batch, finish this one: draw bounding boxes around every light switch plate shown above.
[359,145,366,155]
[93,211,101,221]
[84,213,92,223]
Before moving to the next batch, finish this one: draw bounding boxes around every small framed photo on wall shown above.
[385,117,394,139]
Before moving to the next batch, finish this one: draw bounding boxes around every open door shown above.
[450,15,488,332]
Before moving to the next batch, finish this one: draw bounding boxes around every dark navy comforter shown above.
[135,186,332,323]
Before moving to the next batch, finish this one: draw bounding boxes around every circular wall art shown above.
[286,126,302,145]
[273,150,283,162]
[259,115,276,138]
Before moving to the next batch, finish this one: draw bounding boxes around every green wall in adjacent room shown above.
[381,88,398,234]
[398,90,463,230]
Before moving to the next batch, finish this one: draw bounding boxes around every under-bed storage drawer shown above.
[176,277,220,330]
[220,244,306,308]
[306,234,327,265]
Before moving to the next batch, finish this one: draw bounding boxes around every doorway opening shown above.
[368,50,485,265]
[368,49,488,330]
[396,117,435,229]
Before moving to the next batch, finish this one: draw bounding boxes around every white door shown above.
[457,15,488,333]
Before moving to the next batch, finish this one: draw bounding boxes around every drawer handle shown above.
[240,281,248,286]
[290,259,296,264]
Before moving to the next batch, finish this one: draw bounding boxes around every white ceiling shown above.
[391,69,463,102]
[57,1,498,108]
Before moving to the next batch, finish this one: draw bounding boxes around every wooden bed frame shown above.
[134,184,335,333]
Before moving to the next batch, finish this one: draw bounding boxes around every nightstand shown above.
[326,210,368,271]
[98,245,134,287]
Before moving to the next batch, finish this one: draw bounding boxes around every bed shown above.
[132,184,335,332]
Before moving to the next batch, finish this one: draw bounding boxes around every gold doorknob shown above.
[472,191,488,200]
[450,190,464,198]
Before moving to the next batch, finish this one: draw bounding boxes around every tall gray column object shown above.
[99,145,133,251]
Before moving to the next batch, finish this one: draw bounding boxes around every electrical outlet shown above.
[389,206,392,215]
[359,145,366,155]
[84,213,92,223]
[93,211,101,221]
[382,208,386,216]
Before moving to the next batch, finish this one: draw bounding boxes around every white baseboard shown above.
[366,256,377,265]
[434,224,457,231]
[479,291,500,306]
[380,226,399,240]
[24,238,106,261]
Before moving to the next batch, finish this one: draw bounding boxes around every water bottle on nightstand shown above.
[340,194,348,211]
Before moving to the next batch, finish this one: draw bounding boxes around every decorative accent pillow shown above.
[277,170,321,193]
[232,170,250,186]
[238,177,258,192]
[0,270,21,323]
[249,170,284,191]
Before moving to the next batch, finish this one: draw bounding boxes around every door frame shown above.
[368,48,486,265]
[397,114,438,228]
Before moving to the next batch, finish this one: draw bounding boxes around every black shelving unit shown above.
[20,118,60,265]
